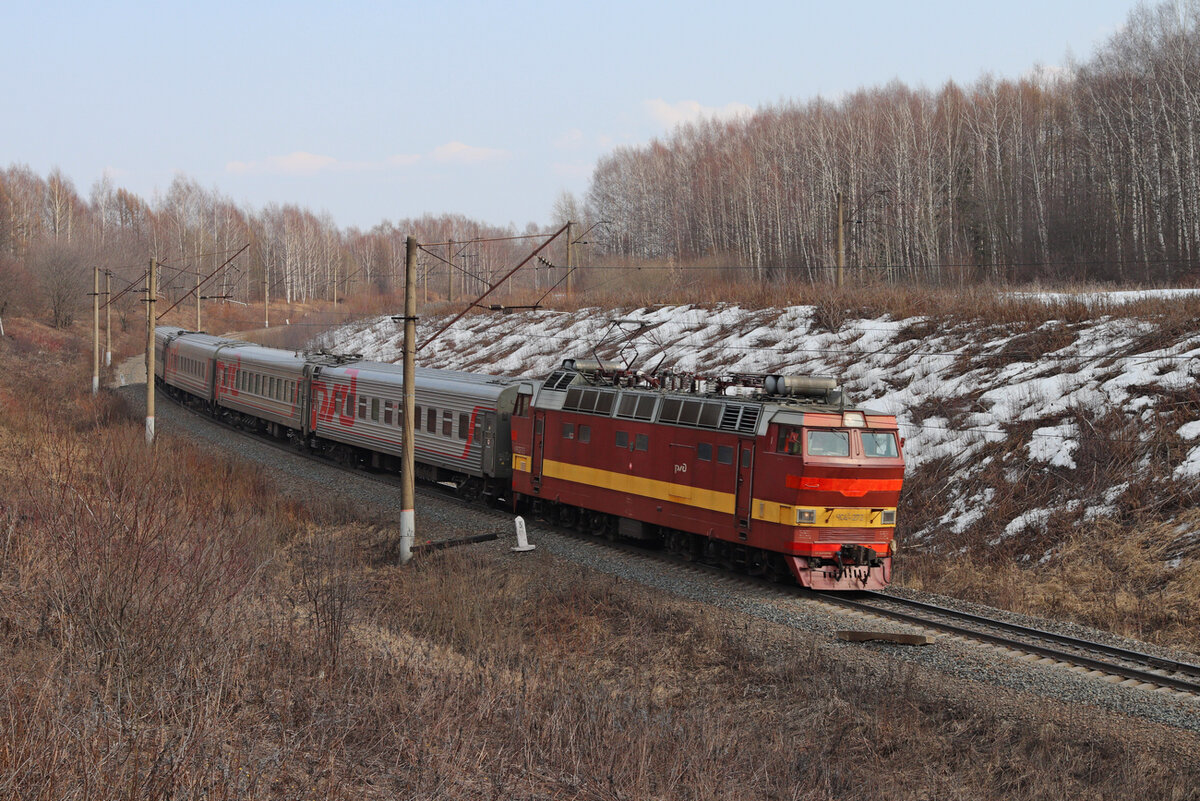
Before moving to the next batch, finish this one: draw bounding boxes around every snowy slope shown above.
[319,302,1200,550]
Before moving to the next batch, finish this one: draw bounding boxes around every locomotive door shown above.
[531,412,545,490]
[735,440,755,536]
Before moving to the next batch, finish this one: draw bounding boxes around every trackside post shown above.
[398,235,418,564]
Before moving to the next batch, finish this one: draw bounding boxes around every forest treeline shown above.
[586,1,1200,284]
[0,168,559,329]
[4,1,1199,331]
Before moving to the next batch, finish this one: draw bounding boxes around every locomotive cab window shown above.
[778,425,802,455]
[808,430,850,457]
[862,431,899,458]
[514,393,531,417]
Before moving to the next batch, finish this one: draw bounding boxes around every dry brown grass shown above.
[3,319,1200,798]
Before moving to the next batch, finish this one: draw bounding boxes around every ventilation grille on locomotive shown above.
[719,404,761,433]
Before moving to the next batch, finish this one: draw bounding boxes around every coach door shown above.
[531,411,545,491]
[735,439,755,537]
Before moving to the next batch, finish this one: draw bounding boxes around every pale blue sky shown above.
[1,0,1141,230]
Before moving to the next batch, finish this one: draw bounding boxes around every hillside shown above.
[322,292,1200,642]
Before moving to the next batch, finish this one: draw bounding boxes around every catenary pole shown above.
[398,235,418,564]
[565,220,573,297]
[146,258,157,444]
[105,270,112,367]
[92,266,100,394]
[196,268,201,330]
[836,191,846,288]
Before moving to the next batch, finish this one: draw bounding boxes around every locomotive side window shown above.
[808,430,849,457]
[579,425,591,443]
[717,445,734,464]
[778,425,802,455]
[562,423,574,440]
[862,431,899,458]
[459,413,470,440]
[635,433,649,451]
[742,448,752,467]
[697,442,712,461]
[615,430,629,448]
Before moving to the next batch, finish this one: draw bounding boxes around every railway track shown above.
[160,386,1200,700]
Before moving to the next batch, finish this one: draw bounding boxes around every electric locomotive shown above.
[509,360,903,589]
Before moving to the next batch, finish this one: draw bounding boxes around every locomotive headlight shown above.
[796,508,816,525]
[881,509,896,525]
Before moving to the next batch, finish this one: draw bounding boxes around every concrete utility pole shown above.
[446,239,454,303]
[195,269,202,330]
[92,266,100,394]
[264,266,270,328]
[565,220,574,297]
[146,258,157,444]
[836,192,846,288]
[398,235,418,564]
[105,270,112,367]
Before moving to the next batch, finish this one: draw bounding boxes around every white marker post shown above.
[511,516,535,552]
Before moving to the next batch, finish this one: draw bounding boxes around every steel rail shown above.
[822,592,1200,695]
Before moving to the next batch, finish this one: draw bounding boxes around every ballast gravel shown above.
[123,376,1200,736]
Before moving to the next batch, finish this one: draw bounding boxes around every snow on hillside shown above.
[320,302,1200,550]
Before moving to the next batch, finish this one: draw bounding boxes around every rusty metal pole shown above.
[146,258,157,444]
[92,266,100,394]
[565,220,573,298]
[836,192,845,288]
[399,235,418,564]
[105,270,112,367]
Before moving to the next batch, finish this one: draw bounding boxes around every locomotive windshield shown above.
[807,430,850,457]
[862,431,899,458]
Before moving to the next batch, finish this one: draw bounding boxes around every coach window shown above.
[254,374,261,395]
[344,392,354,417]
[384,401,393,426]
[579,424,591,444]
[717,445,734,465]
[808,430,849,457]
[777,425,802,455]
[459,413,469,440]
[356,396,366,419]
[442,410,453,436]
[427,408,437,433]
[635,433,649,452]
[562,423,575,440]
[371,398,380,422]
[697,442,712,461]
[414,406,422,431]
[615,430,629,449]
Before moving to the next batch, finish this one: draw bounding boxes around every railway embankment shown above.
[322,293,1200,650]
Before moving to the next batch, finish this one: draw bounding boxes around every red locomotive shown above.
[510,361,903,589]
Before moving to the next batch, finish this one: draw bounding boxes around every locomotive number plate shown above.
[823,508,873,526]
